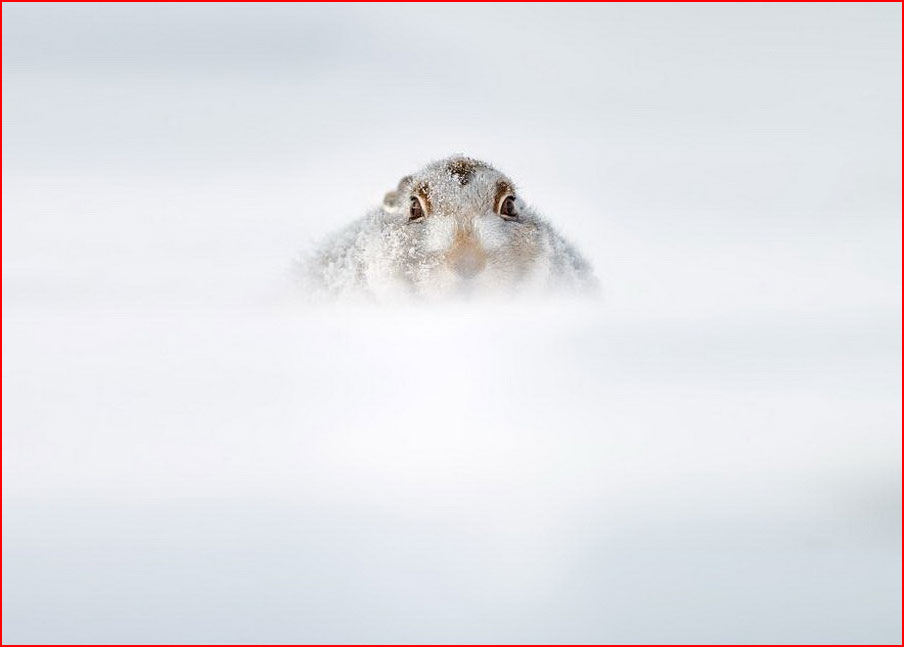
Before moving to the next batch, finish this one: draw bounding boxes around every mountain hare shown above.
[300,156,595,300]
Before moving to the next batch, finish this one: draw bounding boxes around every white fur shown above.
[299,156,596,300]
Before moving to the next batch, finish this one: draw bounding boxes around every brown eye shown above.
[409,196,425,221]
[500,195,518,220]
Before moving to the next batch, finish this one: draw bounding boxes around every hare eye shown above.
[499,195,518,220]
[409,196,425,221]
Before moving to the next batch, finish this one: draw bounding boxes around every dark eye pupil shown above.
[410,197,423,219]
[502,196,516,216]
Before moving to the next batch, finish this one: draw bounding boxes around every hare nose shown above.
[448,240,486,279]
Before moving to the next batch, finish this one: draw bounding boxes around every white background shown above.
[3,3,901,643]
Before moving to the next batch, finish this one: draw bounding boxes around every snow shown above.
[3,3,901,643]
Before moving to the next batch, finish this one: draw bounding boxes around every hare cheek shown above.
[423,219,456,254]
[473,216,508,252]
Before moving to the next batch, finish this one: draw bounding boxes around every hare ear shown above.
[382,175,414,213]
[382,190,401,212]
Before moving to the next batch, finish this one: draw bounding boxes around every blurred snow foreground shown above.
[5,291,900,644]
[4,276,900,643]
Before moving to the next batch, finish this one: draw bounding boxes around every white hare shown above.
[301,156,595,300]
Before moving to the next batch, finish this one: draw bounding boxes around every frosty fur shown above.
[300,155,595,301]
